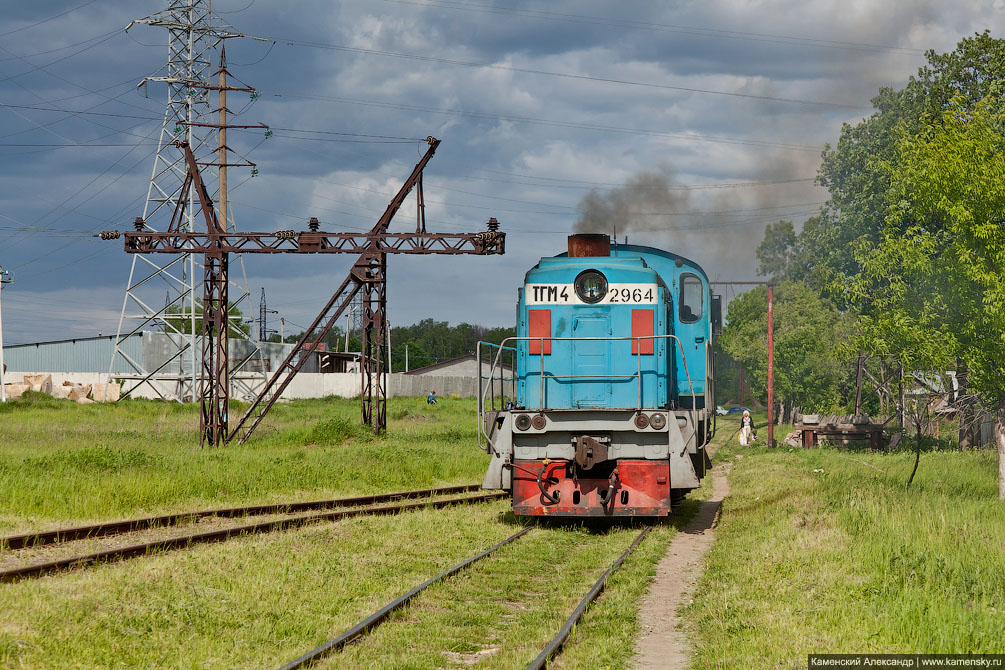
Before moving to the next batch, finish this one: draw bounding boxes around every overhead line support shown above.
[102,136,505,446]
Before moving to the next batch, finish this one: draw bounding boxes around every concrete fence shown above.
[5,371,483,401]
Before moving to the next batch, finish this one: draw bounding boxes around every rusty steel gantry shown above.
[102,136,505,446]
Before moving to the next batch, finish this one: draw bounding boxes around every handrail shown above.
[476,334,698,454]
[476,340,517,453]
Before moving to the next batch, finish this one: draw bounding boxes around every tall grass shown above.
[687,444,1005,667]
[0,394,487,532]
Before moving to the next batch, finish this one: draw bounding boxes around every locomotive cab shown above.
[478,234,715,517]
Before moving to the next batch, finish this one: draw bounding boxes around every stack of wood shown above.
[2,374,120,404]
[797,413,886,450]
[801,413,874,426]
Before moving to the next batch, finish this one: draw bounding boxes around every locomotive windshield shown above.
[679,273,703,323]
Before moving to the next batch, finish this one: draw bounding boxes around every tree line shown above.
[722,31,1005,497]
[268,318,514,372]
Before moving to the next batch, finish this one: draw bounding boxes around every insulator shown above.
[308,217,320,232]
[486,217,500,232]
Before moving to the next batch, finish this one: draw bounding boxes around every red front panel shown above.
[528,309,551,355]
[512,459,670,516]
[631,308,655,355]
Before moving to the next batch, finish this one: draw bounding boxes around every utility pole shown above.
[258,287,278,340]
[711,281,776,447]
[767,283,774,447]
[0,267,12,403]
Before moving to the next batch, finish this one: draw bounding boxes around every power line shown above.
[378,0,925,56]
[0,142,158,147]
[0,104,434,143]
[0,0,100,38]
[1,101,826,152]
[455,170,818,191]
[266,91,827,152]
[0,29,122,62]
[268,38,870,110]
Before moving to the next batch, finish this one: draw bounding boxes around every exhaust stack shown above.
[568,234,610,258]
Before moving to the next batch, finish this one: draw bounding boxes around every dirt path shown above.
[633,463,731,669]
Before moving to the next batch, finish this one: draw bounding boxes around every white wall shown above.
[6,371,483,401]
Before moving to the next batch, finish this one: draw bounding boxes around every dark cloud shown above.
[0,0,1000,341]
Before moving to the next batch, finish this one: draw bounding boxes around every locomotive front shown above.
[479,234,716,516]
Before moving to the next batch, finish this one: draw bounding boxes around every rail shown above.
[477,335,696,455]
[0,491,505,583]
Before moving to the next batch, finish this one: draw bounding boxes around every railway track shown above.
[0,486,505,583]
[277,525,652,669]
[527,526,652,669]
[1,484,482,551]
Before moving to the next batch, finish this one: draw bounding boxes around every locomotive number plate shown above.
[526,283,658,305]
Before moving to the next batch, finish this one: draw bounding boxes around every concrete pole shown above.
[767,284,774,447]
[405,344,409,372]
[280,317,284,342]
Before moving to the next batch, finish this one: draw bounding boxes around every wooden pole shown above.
[767,284,774,447]
[217,44,228,232]
[854,351,864,417]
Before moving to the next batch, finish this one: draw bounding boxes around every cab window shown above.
[679,274,703,323]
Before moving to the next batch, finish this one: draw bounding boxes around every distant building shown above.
[405,353,513,379]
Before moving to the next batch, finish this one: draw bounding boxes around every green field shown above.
[0,393,487,533]
[0,393,708,669]
[4,394,994,668]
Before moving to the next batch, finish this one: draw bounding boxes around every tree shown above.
[719,281,849,419]
[879,98,1005,498]
[768,32,1005,306]
[758,32,1005,446]
[756,219,814,282]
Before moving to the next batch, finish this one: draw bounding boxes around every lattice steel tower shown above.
[109,0,262,401]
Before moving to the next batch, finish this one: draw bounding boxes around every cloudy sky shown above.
[1,0,1002,345]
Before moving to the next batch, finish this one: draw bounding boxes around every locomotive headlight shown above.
[514,414,532,431]
[574,270,607,304]
[649,413,667,430]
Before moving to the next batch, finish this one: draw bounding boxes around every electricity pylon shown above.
[109,0,266,401]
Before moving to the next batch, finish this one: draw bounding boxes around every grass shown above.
[686,442,1005,667]
[327,521,680,670]
[0,393,485,533]
[0,392,725,669]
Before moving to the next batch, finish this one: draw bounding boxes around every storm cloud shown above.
[0,0,1000,341]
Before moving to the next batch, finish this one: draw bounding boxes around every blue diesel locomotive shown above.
[478,234,720,516]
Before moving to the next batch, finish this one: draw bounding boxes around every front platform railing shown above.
[476,335,696,455]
